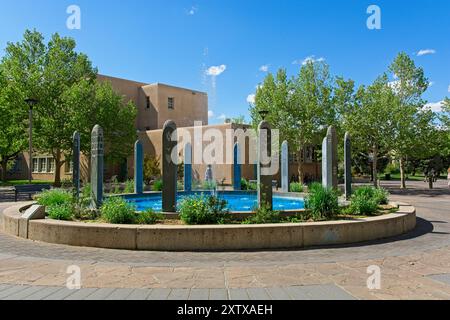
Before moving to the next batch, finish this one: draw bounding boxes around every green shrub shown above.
[245,202,280,224]
[305,184,339,220]
[136,209,164,225]
[179,194,229,225]
[101,197,136,224]
[307,182,323,194]
[152,180,163,191]
[348,186,389,215]
[35,189,73,207]
[202,180,217,190]
[177,181,184,191]
[385,163,400,174]
[241,178,257,191]
[123,180,134,194]
[290,182,304,193]
[373,188,389,205]
[47,204,74,221]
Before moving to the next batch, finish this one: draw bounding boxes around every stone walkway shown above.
[0,180,449,300]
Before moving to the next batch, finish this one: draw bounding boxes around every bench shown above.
[14,184,51,202]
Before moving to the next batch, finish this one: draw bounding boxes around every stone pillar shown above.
[328,126,338,189]
[134,140,144,195]
[233,143,242,190]
[344,132,352,200]
[281,141,289,193]
[184,143,192,192]
[258,121,273,210]
[91,125,104,209]
[162,120,177,212]
[322,137,331,189]
[322,126,338,189]
[72,131,80,200]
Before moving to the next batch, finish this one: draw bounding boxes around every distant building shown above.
[4,75,321,185]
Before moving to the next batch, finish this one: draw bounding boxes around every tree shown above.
[387,53,435,188]
[143,155,161,185]
[343,75,397,187]
[230,115,247,125]
[1,30,137,186]
[250,61,346,183]
[0,65,28,181]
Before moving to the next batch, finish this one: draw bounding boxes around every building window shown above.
[146,96,150,109]
[168,97,175,110]
[47,158,55,173]
[38,158,47,173]
[32,156,56,174]
[65,161,73,174]
[32,159,39,173]
[289,153,298,164]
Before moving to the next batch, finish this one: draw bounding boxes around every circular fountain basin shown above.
[123,191,305,213]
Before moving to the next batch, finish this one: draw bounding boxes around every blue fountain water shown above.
[124,192,305,213]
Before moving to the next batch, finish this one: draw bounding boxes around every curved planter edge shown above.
[0,202,416,251]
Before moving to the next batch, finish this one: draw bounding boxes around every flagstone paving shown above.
[0,180,449,300]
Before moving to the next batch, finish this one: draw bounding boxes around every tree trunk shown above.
[297,150,304,184]
[372,147,378,188]
[1,160,7,182]
[399,157,407,189]
[53,149,63,187]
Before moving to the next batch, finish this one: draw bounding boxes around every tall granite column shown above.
[134,140,144,194]
[322,137,331,189]
[344,132,352,200]
[162,120,177,212]
[184,143,192,192]
[258,121,273,210]
[233,143,242,190]
[322,126,338,189]
[91,125,104,209]
[281,141,289,193]
[72,131,80,200]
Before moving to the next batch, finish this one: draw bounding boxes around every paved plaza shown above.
[0,180,449,300]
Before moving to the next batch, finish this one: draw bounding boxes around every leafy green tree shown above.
[387,52,435,188]
[1,30,136,186]
[230,115,247,125]
[343,75,397,187]
[0,65,28,181]
[250,62,347,183]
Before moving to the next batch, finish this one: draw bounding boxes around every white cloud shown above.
[448,85,450,93]
[217,114,227,121]
[259,65,269,72]
[429,81,434,87]
[187,6,198,15]
[425,101,444,112]
[417,49,436,56]
[206,65,227,76]
[208,110,214,118]
[247,94,256,104]
[293,55,325,66]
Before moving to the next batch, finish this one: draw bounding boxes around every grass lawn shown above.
[0,180,53,187]
[379,173,446,181]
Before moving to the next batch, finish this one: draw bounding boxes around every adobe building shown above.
[4,75,321,186]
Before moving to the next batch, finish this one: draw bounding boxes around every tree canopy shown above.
[0,30,137,186]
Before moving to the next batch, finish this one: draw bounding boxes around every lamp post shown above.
[258,109,269,121]
[25,98,39,184]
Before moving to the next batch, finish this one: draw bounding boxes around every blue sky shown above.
[0,0,449,123]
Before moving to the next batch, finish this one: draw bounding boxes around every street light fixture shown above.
[258,109,269,121]
[25,98,39,184]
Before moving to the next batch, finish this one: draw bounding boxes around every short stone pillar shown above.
[257,121,273,210]
[281,141,289,193]
[344,132,352,200]
[205,165,213,182]
[233,143,242,190]
[134,140,144,194]
[91,125,104,209]
[184,143,192,192]
[322,126,338,189]
[162,120,177,212]
[329,126,338,189]
[72,131,80,200]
